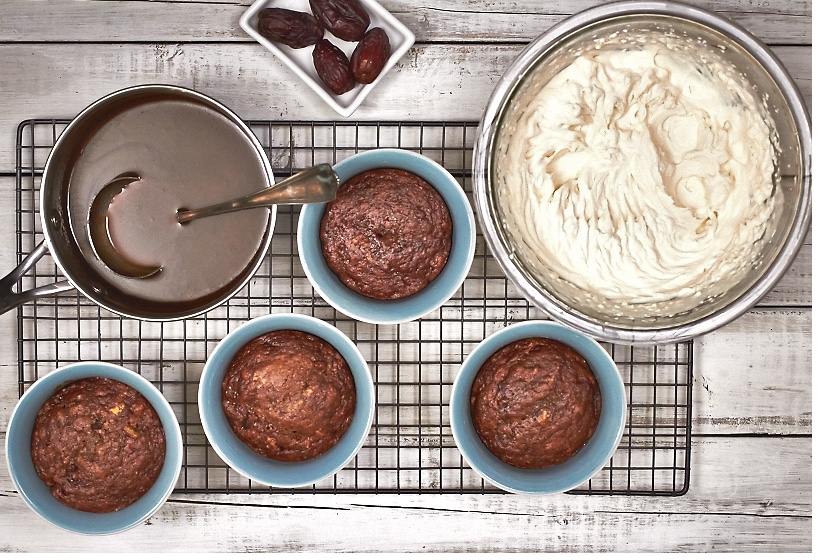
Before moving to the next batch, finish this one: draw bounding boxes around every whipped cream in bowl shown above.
[475,5,811,343]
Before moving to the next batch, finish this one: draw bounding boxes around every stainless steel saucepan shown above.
[0,84,328,321]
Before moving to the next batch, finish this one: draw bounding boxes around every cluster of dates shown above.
[258,0,392,95]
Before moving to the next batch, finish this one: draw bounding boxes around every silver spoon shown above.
[88,163,339,279]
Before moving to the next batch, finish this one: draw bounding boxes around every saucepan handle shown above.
[0,240,75,315]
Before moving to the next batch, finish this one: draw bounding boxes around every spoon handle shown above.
[176,163,339,224]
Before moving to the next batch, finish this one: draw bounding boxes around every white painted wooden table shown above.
[0,0,812,552]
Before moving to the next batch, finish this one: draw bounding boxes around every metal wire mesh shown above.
[14,119,692,496]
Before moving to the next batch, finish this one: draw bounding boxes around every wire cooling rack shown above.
[14,119,693,496]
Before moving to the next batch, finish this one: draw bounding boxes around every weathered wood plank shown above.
[693,309,812,435]
[0,302,814,436]
[759,230,811,308]
[15,435,785,515]
[0,43,812,169]
[0,176,18,428]
[0,436,811,552]
[0,0,812,45]
[0,0,815,553]
[0,199,813,437]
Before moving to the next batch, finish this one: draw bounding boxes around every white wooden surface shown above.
[0,0,814,552]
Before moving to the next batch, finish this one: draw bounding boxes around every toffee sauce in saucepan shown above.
[66,99,271,304]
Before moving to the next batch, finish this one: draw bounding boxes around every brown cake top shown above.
[30,376,166,513]
[222,329,356,462]
[320,168,452,300]
[470,337,602,469]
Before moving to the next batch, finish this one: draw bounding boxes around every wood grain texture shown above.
[693,310,812,435]
[0,207,812,438]
[0,436,810,552]
[0,0,812,45]
[0,300,813,436]
[0,43,812,167]
[763,231,811,307]
[0,0,813,552]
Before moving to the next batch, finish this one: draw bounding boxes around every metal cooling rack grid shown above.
[15,119,693,496]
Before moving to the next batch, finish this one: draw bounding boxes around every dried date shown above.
[350,27,390,84]
[258,8,324,49]
[309,0,370,42]
[313,39,356,95]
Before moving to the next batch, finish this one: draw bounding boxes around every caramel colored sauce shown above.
[66,99,271,303]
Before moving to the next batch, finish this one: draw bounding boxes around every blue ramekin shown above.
[198,313,374,488]
[5,362,184,534]
[450,320,627,494]
[297,148,476,324]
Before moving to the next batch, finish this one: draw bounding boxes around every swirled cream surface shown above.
[495,35,779,319]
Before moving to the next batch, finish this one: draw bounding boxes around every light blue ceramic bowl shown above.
[198,313,374,488]
[298,148,476,324]
[450,320,627,494]
[5,362,183,534]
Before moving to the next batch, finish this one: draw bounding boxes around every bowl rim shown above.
[197,312,375,488]
[471,0,812,345]
[298,148,477,324]
[449,320,627,494]
[4,361,184,535]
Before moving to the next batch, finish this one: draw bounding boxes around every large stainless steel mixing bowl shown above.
[472,1,811,344]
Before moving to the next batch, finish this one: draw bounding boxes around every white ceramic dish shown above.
[240,0,415,117]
